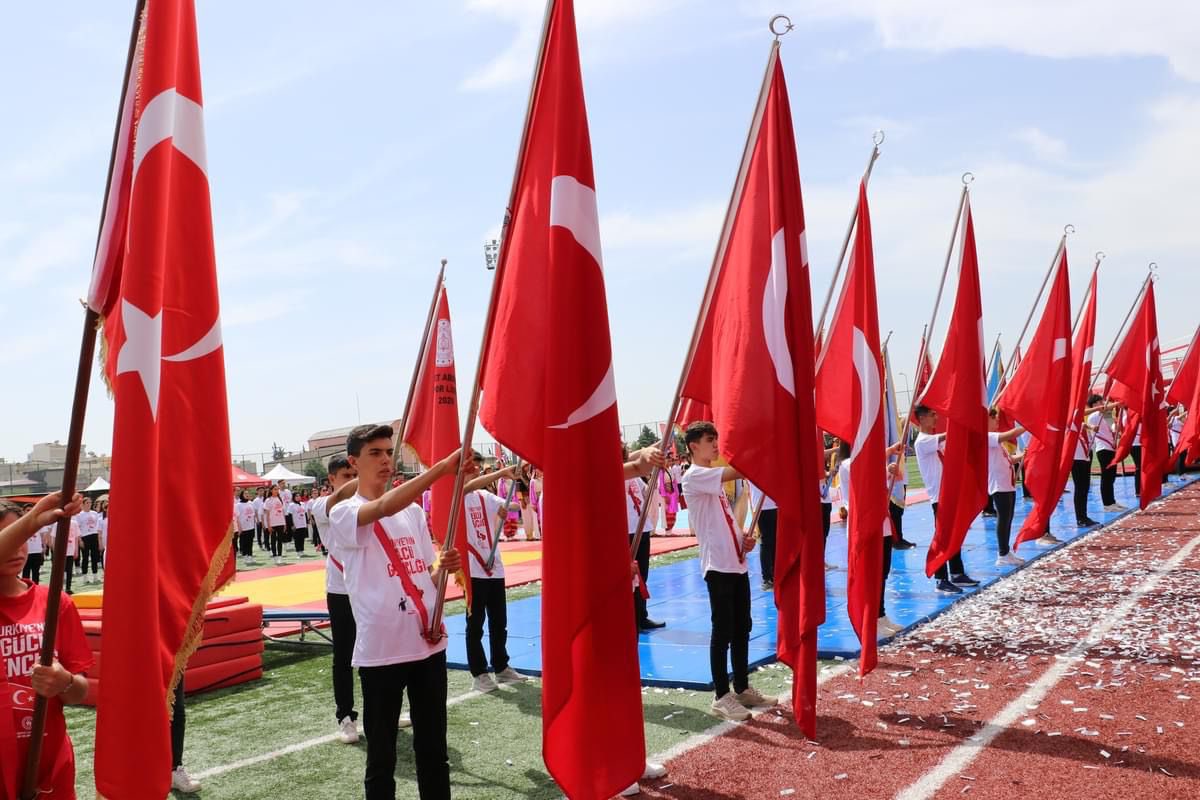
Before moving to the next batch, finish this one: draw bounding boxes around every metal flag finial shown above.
[961,171,975,185]
[769,14,794,38]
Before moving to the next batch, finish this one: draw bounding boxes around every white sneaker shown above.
[825,561,838,571]
[1035,533,1062,546]
[735,686,775,708]
[473,674,499,693]
[1103,503,1128,512]
[996,553,1025,567]
[712,691,752,720]
[274,556,283,565]
[642,762,667,780]
[878,615,902,634]
[399,713,412,728]
[337,716,359,744]
[171,766,201,794]
[495,667,527,684]
[619,783,641,797]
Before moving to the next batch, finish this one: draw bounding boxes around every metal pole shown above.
[392,261,446,455]
[1095,266,1155,382]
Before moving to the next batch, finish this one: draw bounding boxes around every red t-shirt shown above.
[0,581,92,800]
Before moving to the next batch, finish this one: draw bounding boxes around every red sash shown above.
[371,521,441,641]
[466,493,496,577]
[329,554,345,573]
[718,493,745,564]
[0,674,18,800]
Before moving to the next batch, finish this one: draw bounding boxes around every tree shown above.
[271,442,287,461]
[635,424,658,449]
[302,459,328,483]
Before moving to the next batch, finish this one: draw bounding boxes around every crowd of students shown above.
[1,394,1190,800]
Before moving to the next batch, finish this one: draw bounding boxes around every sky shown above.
[3,0,1199,466]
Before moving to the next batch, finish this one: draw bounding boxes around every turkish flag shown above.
[476,2,644,796]
[994,345,1020,431]
[401,286,471,608]
[1106,283,1170,508]
[93,2,235,797]
[920,199,989,576]
[1166,327,1200,408]
[1177,364,1200,463]
[677,52,825,734]
[999,248,1073,549]
[814,181,887,676]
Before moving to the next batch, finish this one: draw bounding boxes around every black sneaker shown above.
[893,538,916,550]
[761,580,774,591]
[639,619,666,631]
[951,574,980,587]
[1076,517,1098,527]
[981,510,997,518]
[936,579,963,594]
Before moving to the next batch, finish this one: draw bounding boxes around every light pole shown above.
[898,371,912,415]
[484,239,500,271]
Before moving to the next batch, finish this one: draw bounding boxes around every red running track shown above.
[641,485,1200,799]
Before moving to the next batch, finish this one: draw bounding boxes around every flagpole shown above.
[813,132,885,342]
[990,226,1074,407]
[627,28,786,562]
[425,0,557,640]
[21,2,145,796]
[1166,323,1200,399]
[392,260,446,456]
[1095,265,1156,385]
[882,177,972,509]
[483,458,523,571]
[1071,253,1103,335]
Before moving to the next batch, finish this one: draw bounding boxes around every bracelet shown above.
[58,672,74,697]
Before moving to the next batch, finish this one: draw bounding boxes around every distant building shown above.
[28,441,71,463]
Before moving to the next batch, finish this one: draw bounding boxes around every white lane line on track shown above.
[895,530,1200,800]
[193,685,489,780]
[650,663,855,765]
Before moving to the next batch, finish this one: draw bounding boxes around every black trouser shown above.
[993,491,1015,556]
[63,556,74,593]
[238,530,255,557]
[1131,445,1142,495]
[22,553,44,584]
[171,678,186,769]
[705,571,751,699]
[256,521,264,548]
[1096,450,1117,506]
[983,493,996,514]
[359,652,449,800]
[80,534,101,575]
[821,502,831,543]
[889,502,904,540]
[628,531,651,626]
[327,592,358,723]
[879,536,893,617]
[269,525,285,557]
[758,508,777,582]
[293,529,306,553]
[466,577,509,676]
[929,502,966,581]
[312,522,322,550]
[1072,458,1092,522]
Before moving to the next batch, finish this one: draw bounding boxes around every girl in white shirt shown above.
[1087,395,1123,511]
[287,498,309,555]
[987,410,1025,566]
[263,487,287,564]
[234,491,258,564]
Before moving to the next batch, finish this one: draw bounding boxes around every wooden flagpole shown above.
[627,28,785,561]
[483,459,523,572]
[813,132,885,342]
[21,2,146,796]
[990,226,1074,407]
[426,0,557,640]
[391,260,447,457]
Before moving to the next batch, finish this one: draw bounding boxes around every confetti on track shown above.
[642,484,1200,800]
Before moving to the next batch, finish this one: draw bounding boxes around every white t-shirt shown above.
[263,497,286,528]
[280,488,293,505]
[328,494,447,666]
[1089,411,1115,453]
[914,432,943,503]
[28,525,49,555]
[65,520,80,557]
[837,459,852,510]
[252,496,265,522]
[99,516,108,549]
[988,432,1016,494]
[680,465,748,576]
[235,501,257,533]
[747,482,777,512]
[288,501,308,529]
[1073,421,1093,461]
[1169,415,1184,446]
[464,491,506,580]
[309,496,347,595]
[624,477,649,534]
[76,510,100,538]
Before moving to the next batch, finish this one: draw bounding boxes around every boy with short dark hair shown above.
[327,424,475,800]
[681,421,774,722]
[913,405,978,594]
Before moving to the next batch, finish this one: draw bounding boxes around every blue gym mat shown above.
[444,472,1199,689]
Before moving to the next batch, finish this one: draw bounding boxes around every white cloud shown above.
[1013,126,1068,161]
[3,215,96,286]
[461,0,687,90]
[757,0,1200,80]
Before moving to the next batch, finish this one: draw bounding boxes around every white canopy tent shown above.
[83,476,110,492]
[260,463,316,485]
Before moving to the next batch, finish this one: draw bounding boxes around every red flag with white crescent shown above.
[94,2,234,797]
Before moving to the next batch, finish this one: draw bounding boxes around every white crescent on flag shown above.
[762,228,795,397]
[851,326,881,458]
